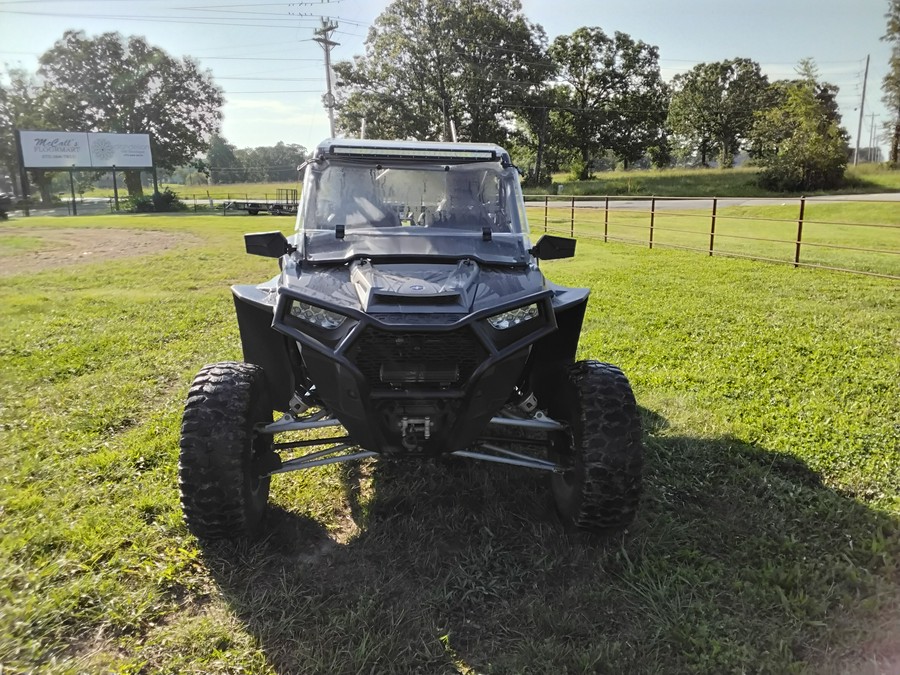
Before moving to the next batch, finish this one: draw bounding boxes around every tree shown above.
[508,85,573,186]
[0,67,57,202]
[232,142,307,183]
[37,30,224,196]
[667,58,769,167]
[548,27,668,177]
[206,134,240,184]
[751,63,850,192]
[333,0,552,143]
[882,0,900,165]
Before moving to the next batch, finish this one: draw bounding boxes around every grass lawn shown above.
[79,166,900,203]
[0,214,898,673]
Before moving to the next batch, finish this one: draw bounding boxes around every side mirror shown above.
[245,231,291,258]
[531,235,576,260]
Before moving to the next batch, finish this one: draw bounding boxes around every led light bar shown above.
[327,145,497,161]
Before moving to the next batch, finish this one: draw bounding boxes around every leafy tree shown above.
[206,134,240,184]
[37,30,224,196]
[233,142,307,183]
[333,0,552,143]
[751,64,850,192]
[749,61,845,159]
[667,58,769,167]
[509,85,573,186]
[0,67,57,202]
[882,0,900,165]
[548,27,668,177]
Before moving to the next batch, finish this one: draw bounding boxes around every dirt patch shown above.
[0,227,201,276]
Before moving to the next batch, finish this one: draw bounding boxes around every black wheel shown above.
[179,361,273,539]
[548,360,643,533]
[248,209,259,215]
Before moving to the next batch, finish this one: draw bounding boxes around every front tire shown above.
[179,361,273,539]
[549,361,643,533]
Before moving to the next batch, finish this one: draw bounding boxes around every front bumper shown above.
[271,288,557,454]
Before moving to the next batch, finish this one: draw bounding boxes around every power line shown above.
[0,8,349,28]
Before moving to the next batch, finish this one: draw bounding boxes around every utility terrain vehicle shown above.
[179,139,642,539]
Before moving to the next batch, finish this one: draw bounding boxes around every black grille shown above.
[348,327,488,389]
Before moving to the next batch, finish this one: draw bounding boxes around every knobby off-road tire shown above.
[550,360,643,533]
[179,361,273,540]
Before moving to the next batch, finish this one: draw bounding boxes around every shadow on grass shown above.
[201,419,899,674]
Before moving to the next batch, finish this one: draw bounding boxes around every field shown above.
[0,214,898,674]
[78,165,900,203]
[85,183,299,202]
[529,201,900,278]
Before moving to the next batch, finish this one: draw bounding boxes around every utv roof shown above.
[314,138,512,166]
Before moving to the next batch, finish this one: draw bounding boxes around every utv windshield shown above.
[297,158,531,264]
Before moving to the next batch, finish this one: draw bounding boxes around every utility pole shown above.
[854,54,869,167]
[868,112,876,162]
[313,18,339,138]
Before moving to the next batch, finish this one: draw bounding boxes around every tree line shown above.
[2,1,898,202]
[196,136,308,185]
[334,0,873,191]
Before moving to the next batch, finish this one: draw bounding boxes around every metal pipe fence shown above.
[526,194,900,280]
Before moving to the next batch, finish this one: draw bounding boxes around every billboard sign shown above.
[19,131,91,168]
[88,133,152,168]
[19,131,153,169]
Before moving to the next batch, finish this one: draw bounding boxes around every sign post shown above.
[69,168,77,216]
[112,166,119,211]
[14,130,30,216]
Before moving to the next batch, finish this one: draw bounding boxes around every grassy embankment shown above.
[0,213,897,673]
[541,164,900,197]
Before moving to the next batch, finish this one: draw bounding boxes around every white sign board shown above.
[88,133,153,168]
[19,130,153,169]
[19,131,91,168]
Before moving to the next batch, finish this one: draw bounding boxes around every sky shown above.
[0,0,894,157]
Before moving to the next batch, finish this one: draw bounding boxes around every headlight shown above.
[487,303,539,330]
[290,301,346,329]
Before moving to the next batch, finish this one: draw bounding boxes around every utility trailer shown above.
[224,188,299,216]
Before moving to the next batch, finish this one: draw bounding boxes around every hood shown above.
[282,259,546,315]
[350,259,477,312]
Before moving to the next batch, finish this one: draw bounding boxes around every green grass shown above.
[81,166,900,203]
[528,202,900,277]
[85,182,301,201]
[530,165,900,198]
[0,215,898,673]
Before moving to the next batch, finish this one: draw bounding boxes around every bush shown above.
[125,187,187,213]
[752,80,848,193]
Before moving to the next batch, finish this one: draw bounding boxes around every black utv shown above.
[179,139,642,539]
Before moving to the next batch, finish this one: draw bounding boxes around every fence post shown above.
[649,196,656,249]
[570,195,575,237]
[543,195,548,233]
[604,195,609,243]
[709,197,717,256]
[795,196,805,268]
